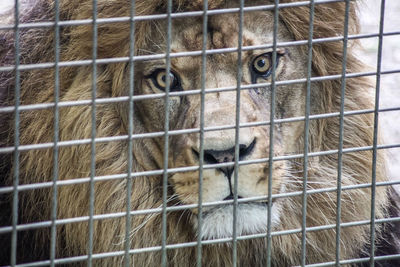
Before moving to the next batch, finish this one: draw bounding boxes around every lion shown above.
[0,0,399,266]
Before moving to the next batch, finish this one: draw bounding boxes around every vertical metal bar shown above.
[124,0,136,266]
[11,0,21,265]
[370,0,386,266]
[196,1,208,266]
[301,0,315,266]
[335,1,351,265]
[87,0,98,265]
[232,0,244,265]
[161,0,173,265]
[50,0,61,265]
[266,0,279,266]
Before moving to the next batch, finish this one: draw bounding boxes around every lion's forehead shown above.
[170,11,275,70]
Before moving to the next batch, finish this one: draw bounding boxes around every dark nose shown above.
[200,139,256,178]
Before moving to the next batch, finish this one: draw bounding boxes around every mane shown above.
[0,0,393,265]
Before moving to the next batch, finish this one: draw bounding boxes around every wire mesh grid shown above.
[0,0,400,266]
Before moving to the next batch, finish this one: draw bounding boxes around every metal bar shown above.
[1,141,399,197]
[301,0,315,265]
[9,220,400,267]
[2,105,400,154]
[123,0,136,266]
[3,67,400,113]
[0,29,398,73]
[1,198,399,236]
[0,40,383,73]
[87,0,98,265]
[266,0,280,266]
[196,0,208,266]
[10,0,21,265]
[0,0,356,31]
[10,248,400,267]
[232,1,245,265]
[2,23,396,47]
[1,171,400,207]
[302,254,400,267]
[1,186,400,237]
[335,1,351,265]
[1,143,400,193]
[1,103,399,147]
[49,0,61,265]
[161,0,173,265]
[369,0,386,266]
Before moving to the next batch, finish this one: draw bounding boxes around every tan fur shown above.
[0,0,389,266]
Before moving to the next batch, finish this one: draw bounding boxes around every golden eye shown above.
[252,53,272,76]
[156,71,168,88]
[149,69,181,91]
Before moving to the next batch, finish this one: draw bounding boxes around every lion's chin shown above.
[192,203,281,240]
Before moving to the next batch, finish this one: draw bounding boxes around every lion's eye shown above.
[252,54,272,75]
[148,69,181,92]
[250,52,282,79]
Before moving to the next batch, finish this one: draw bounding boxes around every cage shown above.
[0,0,400,266]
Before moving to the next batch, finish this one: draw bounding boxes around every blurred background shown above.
[357,0,400,186]
[0,0,399,183]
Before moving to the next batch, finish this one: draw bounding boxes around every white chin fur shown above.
[194,203,281,240]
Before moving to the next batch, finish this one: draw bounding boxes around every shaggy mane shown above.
[1,0,398,266]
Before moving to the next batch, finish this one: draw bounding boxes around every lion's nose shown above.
[194,139,256,178]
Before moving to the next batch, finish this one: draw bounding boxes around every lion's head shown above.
[134,7,308,241]
[0,0,396,266]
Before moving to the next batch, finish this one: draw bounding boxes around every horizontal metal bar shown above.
[302,253,400,267]
[1,178,399,234]
[14,250,400,267]
[0,109,399,153]
[1,175,400,215]
[0,141,399,195]
[1,68,399,114]
[0,0,352,31]
[10,215,400,267]
[1,31,399,73]
[0,107,385,152]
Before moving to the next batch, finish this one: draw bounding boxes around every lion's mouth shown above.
[222,192,273,205]
[203,200,272,216]
[223,193,243,201]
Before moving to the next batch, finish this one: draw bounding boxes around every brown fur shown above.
[0,0,394,266]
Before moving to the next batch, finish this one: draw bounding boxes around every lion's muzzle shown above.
[192,138,257,199]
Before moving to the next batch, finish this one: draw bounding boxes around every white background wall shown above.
[0,1,12,11]
[0,0,399,183]
[357,0,400,185]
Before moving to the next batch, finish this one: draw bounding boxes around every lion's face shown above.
[1,0,393,265]
[135,7,308,240]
